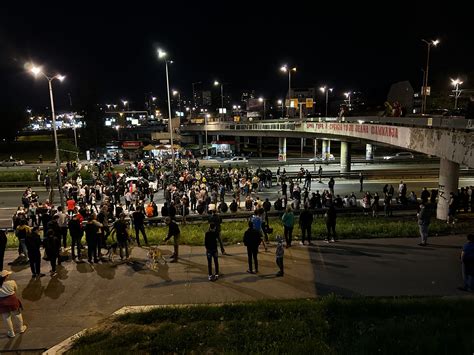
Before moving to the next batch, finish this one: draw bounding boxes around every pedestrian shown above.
[68,213,83,260]
[251,209,267,251]
[275,236,284,277]
[417,201,432,246]
[0,270,27,338]
[325,204,337,243]
[299,205,313,245]
[328,177,335,196]
[243,221,261,274]
[44,230,61,275]
[15,220,30,262]
[359,173,364,192]
[36,167,41,183]
[205,223,221,281]
[318,165,323,183]
[55,207,69,250]
[281,206,295,248]
[111,213,130,260]
[208,209,226,254]
[0,231,6,271]
[85,214,102,264]
[460,234,474,292]
[132,207,148,246]
[164,217,180,263]
[25,227,44,278]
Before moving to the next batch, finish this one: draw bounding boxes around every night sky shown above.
[0,1,472,112]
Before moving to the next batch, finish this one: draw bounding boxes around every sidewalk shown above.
[0,235,472,352]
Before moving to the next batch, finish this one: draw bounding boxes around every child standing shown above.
[276,236,284,277]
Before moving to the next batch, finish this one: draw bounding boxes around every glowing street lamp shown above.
[320,86,333,117]
[280,65,296,117]
[172,90,182,116]
[277,99,284,118]
[121,100,129,110]
[27,63,66,208]
[421,38,440,114]
[344,92,352,110]
[258,97,267,119]
[157,48,175,171]
[450,78,464,110]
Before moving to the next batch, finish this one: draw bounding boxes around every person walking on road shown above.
[318,166,323,183]
[0,270,27,338]
[164,217,180,263]
[417,201,432,246]
[359,173,364,192]
[460,234,474,292]
[243,221,261,274]
[299,205,313,245]
[205,223,221,281]
[281,207,295,248]
[328,177,335,196]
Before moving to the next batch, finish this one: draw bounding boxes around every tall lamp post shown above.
[320,86,333,117]
[450,78,464,110]
[28,64,66,208]
[214,80,225,122]
[280,65,296,118]
[344,92,352,110]
[421,38,440,114]
[158,48,175,172]
[258,97,267,119]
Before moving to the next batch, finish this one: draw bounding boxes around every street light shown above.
[258,97,267,119]
[27,63,65,208]
[450,78,464,110]
[205,113,210,157]
[157,48,175,172]
[344,92,352,110]
[320,86,333,117]
[213,80,225,121]
[122,100,129,110]
[421,38,440,114]
[280,65,296,118]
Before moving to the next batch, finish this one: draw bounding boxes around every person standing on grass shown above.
[132,206,148,246]
[243,221,261,274]
[205,224,221,281]
[325,204,337,243]
[208,209,226,254]
[299,205,313,246]
[281,207,295,248]
[460,234,474,292]
[417,201,432,246]
[164,217,180,263]
[275,236,285,277]
[0,270,27,338]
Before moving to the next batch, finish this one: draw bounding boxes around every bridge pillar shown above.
[198,134,203,150]
[340,141,351,173]
[257,137,263,157]
[278,137,287,162]
[322,140,328,158]
[436,158,459,221]
[365,143,373,160]
[327,140,331,154]
[235,136,240,154]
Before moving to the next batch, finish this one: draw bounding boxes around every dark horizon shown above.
[1,1,472,113]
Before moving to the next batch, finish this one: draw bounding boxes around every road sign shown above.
[306,98,314,108]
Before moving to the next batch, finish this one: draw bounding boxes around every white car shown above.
[309,154,335,162]
[383,152,415,160]
[0,159,25,167]
[223,156,248,165]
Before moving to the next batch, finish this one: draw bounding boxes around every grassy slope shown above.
[70,297,474,354]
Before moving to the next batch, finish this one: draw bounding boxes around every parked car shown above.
[223,156,248,165]
[383,152,415,160]
[0,158,25,167]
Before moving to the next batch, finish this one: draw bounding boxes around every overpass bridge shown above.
[182,116,474,220]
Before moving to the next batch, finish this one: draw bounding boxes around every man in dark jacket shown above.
[299,205,314,245]
[243,221,261,274]
[164,217,180,262]
[132,207,148,246]
[205,224,221,281]
[0,230,7,270]
[25,227,44,278]
[85,215,103,263]
[68,214,83,260]
[325,204,337,243]
[111,213,130,260]
[44,229,61,275]
[208,210,225,254]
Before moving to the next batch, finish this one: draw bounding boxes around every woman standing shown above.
[0,270,27,338]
